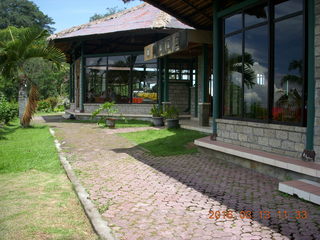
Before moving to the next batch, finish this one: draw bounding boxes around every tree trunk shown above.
[21,84,38,127]
[18,82,28,122]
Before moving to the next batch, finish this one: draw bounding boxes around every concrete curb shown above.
[49,128,116,240]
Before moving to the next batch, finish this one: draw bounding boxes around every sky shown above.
[31,0,143,33]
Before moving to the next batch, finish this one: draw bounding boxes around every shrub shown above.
[161,105,179,119]
[150,104,163,117]
[46,97,58,110]
[37,100,51,112]
[0,94,18,124]
[54,104,65,112]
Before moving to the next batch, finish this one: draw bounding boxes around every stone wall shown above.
[70,103,75,111]
[83,103,152,115]
[314,0,320,162]
[216,119,306,159]
[169,81,190,114]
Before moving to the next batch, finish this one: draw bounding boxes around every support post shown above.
[162,56,171,108]
[198,44,210,126]
[212,0,221,140]
[79,43,85,112]
[302,0,316,161]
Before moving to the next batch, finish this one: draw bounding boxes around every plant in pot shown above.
[91,101,119,128]
[162,105,180,129]
[150,104,164,126]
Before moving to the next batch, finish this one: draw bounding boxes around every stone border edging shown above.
[49,128,116,240]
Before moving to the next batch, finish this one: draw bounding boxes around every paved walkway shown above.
[43,117,320,240]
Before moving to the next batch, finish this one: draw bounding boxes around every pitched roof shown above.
[49,3,192,40]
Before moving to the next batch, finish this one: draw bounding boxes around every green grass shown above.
[0,119,97,239]
[0,120,61,174]
[118,128,207,156]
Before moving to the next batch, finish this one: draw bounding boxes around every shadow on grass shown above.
[0,124,20,140]
[113,129,320,239]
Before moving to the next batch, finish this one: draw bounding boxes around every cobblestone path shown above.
[46,119,320,240]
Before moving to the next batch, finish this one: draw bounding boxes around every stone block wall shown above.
[83,103,152,115]
[314,0,320,162]
[70,103,75,111]
[169,82,189,114]
[216,119,306,159]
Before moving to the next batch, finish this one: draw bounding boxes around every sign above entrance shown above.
[144,30,212,61]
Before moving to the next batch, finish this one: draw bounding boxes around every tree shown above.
[0,27,65,127]
[0,0,55,33]
[89,7,126,22]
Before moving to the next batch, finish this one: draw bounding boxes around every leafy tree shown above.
[89,7,126,22]
[0,26,65,127]
[0,0,55,33]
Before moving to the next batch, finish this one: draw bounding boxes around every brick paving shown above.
[46,119,320,240]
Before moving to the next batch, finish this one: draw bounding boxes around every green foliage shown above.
[23,59,69,100]
[150,104,163,117]
[162,105,179,119]
[46,97,58,110]
[89,7,125,22]
[37,97,65,113]
[118,128,207,156]
[92,101,118,118]
[0,93,18,124]
[0,26,66,80]
[37,99,51,112]
[0,0,55,33]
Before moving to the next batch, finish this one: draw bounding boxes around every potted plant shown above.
[162,105,180,129]
[150,104,164,126]
[91,101,119,128]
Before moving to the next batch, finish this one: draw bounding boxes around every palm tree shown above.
[0,26,65,127]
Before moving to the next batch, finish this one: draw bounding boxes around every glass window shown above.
[244,25,268,120]
[225,13,242,34]
[275,0,303,19]
[107,55,131,103]
[244,3,268,27]
[224,33,243,117]
[273,15,304,123]
[86,57,107,66]
[86,67,106,103]
[222,0,305,125]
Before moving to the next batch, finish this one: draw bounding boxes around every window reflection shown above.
[225,13,242,34]
[244,3,268,27]
[224,33,243,117]
[275,0,303,18]
[273,15,303,123]
[244,25,268,120]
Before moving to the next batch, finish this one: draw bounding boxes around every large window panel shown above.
[244,25,268,120]
[224,33,243,117]
[107,55,131,103]
[244,3,268,27]
[222,0,305,126]
[274,0,303,19]
[132,62,157,104]
[273,15,304,123]
[86,67,106,103]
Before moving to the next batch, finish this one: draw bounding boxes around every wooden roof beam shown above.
[178,0,212,21]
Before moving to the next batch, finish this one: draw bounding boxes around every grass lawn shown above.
[118,128,208,156]
[0,120,97,240]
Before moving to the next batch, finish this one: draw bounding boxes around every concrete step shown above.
[279,179,320,205]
